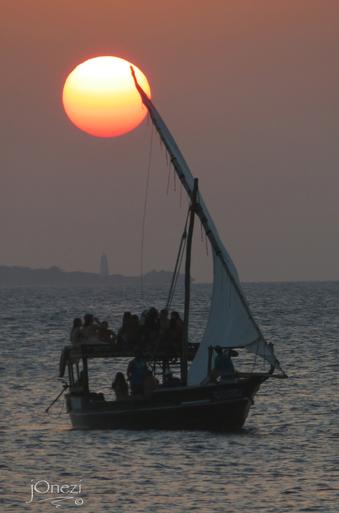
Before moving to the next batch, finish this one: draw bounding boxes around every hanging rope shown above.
[166,208,190,310]
[166,163,171,195]
[140,126,154,295]
[200,219,209,256]
[173,168,177,191]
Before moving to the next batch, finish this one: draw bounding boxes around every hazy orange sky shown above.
[1,1,338,281]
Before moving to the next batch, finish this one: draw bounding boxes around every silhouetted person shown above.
[112,372,129,400]
[167,311,184,355]
[143,369,158,398]
[117,311,132,349]
[127,350,148,396]
[213,346,235,379]
[163,369,182,387]
[82,313,99,342]
[158,309,169,344]
[70,318,83,346]
[97,320,115,343]
[127,314,141,349]
[143,307,160,351]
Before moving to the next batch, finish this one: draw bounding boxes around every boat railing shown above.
[60,343,198,366]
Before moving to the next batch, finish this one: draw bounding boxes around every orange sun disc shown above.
[62,56,151,138]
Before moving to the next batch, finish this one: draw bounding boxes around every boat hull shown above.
[70,398,251,431]
[66,375,266,431]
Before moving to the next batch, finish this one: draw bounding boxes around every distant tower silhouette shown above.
[100,253,109,277]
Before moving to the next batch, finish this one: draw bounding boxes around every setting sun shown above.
[62,56,151,138]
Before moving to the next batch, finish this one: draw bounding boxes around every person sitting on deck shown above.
[157,309,170,352]
[128,314,142,349]
[167,311,184,356]
[70,318,84,346]
[117,311,133,349]
[163,369,182,387]
[97,320,115,344]
[143,307,160,351]
[213,346,235,380]
[143,369,159,398]
[112,372,129,400]
[127,350,148,396]
[82,313,100,343]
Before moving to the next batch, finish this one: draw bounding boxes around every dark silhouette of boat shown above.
[58,343,271,430]
[53,69,286,431]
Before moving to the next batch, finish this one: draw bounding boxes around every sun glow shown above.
[62,56,151,138]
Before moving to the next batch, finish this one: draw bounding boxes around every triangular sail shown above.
[131,69,284,384]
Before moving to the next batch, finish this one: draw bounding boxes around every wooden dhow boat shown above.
[53,69,286,431]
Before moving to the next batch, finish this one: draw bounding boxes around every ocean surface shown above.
[1,282,338,512]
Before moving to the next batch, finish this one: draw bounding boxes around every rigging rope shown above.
[148,207,190,364]
[140,125,154,295]
[166,208,190,310]
[166,162,171,195]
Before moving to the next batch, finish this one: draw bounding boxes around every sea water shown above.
[0,282,338,512]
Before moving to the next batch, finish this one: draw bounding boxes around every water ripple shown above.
[1,282,338,512]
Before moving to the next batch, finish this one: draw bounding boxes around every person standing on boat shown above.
[213,346,235,380]
[127,350,148,396]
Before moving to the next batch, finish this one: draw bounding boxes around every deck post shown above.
[81,346,89,394]
[207,346,214,378]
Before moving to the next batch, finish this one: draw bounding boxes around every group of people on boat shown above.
[112,351,158,398]
[70,314,115,346]
[110,344,236,401]
[69,310,237,403]
[117,308,183,355]
[70,307,184,358]
[111,349,182,401]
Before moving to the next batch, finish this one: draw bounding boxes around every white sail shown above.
[131,68,284,383]
[188,254,281,384]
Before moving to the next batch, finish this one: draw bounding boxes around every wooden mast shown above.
[181,178,198,385]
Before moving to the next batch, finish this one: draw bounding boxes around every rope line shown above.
[140,125,154,294]
[166,208,190,310]
[166,164,171,195]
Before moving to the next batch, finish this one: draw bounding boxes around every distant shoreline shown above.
[0,265,337,287]
[0,265,185,288]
